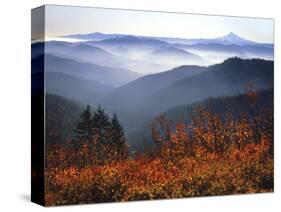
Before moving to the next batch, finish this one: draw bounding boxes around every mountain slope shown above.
[46,94,82,144]
[101,65,206,111]
[128,89,273,149]
[137,57,273,114]
[46,72,114,105]
[102,58,273,135]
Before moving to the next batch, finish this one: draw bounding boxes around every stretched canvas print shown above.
[31,5,274,206]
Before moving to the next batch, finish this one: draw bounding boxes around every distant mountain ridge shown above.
[96,35,168,47]
[63,32,124,41]
[58,32,273,66]
[33,31,274,77]
[32,53,141,87]
[33,40,179,74]
[141,46,210,66]
[63,32,273,47]
[214,32,257,45]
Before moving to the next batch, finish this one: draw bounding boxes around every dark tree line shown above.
[73,105,128,164]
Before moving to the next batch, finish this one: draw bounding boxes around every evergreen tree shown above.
[73,105,128,163]
[92,106,111,143]
[73,105,94,142]
[111,113,128,159]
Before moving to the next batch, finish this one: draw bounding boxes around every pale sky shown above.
[43,5,274,43]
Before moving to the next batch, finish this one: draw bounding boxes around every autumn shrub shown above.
[45,141,273,205]
[45,91,273,206]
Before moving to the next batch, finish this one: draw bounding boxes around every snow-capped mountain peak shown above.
[215,32,257,45]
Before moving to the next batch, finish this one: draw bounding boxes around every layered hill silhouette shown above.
[45,41,117,65]
[42,54,141,87]
[101,58,273,135]
[41,57,273,148]
[100,65,206,111]
[64,32,273,62]
[33,32,273,75]
[32,53,141,105]
[34,32,274,149]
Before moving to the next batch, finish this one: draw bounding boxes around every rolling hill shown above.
[141,46,210,66]
[34,41,144,72]
[44,41,116,64]
[32,54,141,87]
[100,65,206,111]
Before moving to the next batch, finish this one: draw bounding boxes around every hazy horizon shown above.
[41,5,274,44]
[45,31,273,45]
